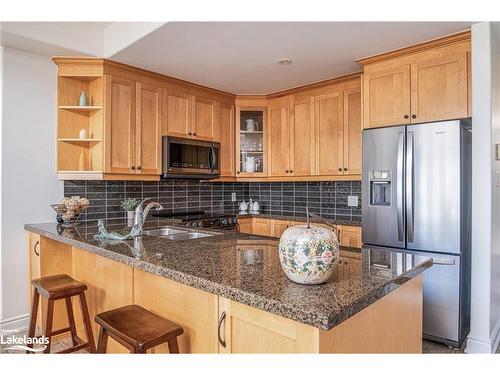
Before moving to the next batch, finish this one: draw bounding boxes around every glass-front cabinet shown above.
[236,107,267,177]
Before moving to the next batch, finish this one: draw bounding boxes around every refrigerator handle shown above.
[406,131,414,243]
[396,132,404,242]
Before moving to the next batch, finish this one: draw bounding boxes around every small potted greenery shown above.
[121,198,139,221]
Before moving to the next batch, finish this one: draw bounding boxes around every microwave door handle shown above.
[396,131,404,242]
[208,146,213,171]
[210,146,217,172]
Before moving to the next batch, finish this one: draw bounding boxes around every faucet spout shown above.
[131,199,163,236]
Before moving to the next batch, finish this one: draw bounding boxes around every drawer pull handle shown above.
[34,240,40,257]
[218,311,226,348]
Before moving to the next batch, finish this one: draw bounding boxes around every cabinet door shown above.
[290,96,315,176]
[271,219,291,238]
[363,65,411,128]
[28,232,42,330]
[252,218,272,236]
[343,88,362,175]
[410,53,468,123]
[218,297,318,353]
[136,82,162,175]
[338,225,362,248]
[219,103,235,177]
[315,91,344,175]
[238,218,253,234]
[193,97,219,141]
[162,89,191,137]
[268,98,291,177]
[105,75,136,174]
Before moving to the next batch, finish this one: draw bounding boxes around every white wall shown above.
[0,47,62,330]
[467,21,500,354]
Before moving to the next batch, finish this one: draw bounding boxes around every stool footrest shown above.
[55,342,91,354]
[51,327,72,337]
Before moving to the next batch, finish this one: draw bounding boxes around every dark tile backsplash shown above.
[64,179,361,223]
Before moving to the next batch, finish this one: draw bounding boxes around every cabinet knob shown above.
[290,170,293,173]
[404,115,409,119]
[237,171,240,174]
[131,166,136,170]
[338,168,342,172]
[343,168,348,171]
[285,170,289,173]
[137,166,141,170]
[188,132,192,135]
[193,133,197,136]
[411,114,417,119]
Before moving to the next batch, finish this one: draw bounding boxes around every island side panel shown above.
[71,246,134,353]
[319,274,423,353]
[133,268,220,353]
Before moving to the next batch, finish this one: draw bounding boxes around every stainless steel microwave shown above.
[162,136,220,179]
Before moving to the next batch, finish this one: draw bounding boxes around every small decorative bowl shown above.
[51,203,88,227]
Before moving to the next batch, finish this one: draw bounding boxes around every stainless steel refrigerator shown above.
[361,119,471,348]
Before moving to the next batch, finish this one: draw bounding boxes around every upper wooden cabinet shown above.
[291,95,315,177]
[362,65,411,128]
[410,53,468,123]
[268,97,291,177]
[104,76,162,176]
[359,31,471,129]
[315,91,344,176]
[162,91,220,142]
[105,75,136,174]
[53,57,234,180]
[162,90,191,138]
[343,88,362,175]
[219,102,235,177]
[135,82,162,175]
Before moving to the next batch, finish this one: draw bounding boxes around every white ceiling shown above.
[111,22,475,95]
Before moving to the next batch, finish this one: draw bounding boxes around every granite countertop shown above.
[235,212,361,227]
[24,220,430,330]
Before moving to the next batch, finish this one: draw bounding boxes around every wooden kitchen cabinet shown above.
[218,297,318,353]
[236,106,267,177]
[410,53,468,123]
[268,97,291,177]
[343,88,362,175]
[135,82,162,175]
[252,218,273,236]
[315,90,344,175]
[237,217,253,234]
[105,75,136,174]
[219,102,236,177]
[290,95,315,176]
[193,96,219,141]
[359,31,471,129]
[338,225,362,248]
[271,219,291,238]
[362,65,411,128]
[162,89,191,138]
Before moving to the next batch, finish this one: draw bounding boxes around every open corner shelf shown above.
[58,138,102,144]
[59,106,103,114]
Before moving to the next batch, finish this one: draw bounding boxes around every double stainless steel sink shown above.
[142,227,216,240]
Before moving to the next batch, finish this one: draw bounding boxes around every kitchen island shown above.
[25,220,431,353]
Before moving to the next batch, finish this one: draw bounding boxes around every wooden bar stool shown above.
[95,305,184,354]
[27,274,96,354]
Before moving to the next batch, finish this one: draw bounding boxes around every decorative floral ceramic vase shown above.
[279,224,339,285]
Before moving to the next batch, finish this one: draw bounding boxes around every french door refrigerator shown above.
[361,119,471,348]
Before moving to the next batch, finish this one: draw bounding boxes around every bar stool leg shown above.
[78,292,96,353]
[96,326,108,354]
[65,297,78,346]
[167,338,180,354]
[44,299,55,354]
[26,289,40,353]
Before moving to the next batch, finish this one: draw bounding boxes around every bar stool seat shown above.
[28,274,95,354]
[95,305,184,353]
